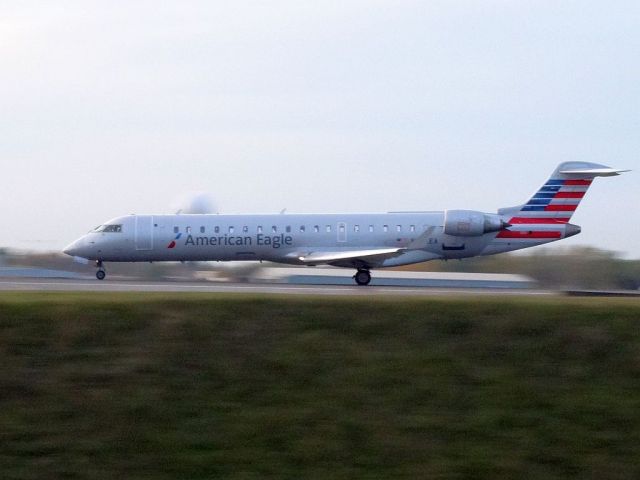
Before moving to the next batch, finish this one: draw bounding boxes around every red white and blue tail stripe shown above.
[495,162,627,243]
[509,177,591,225]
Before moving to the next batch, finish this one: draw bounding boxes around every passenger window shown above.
[326,225,331,233]
[257,226,263,233]
[369,225,374,232]
[396,225,402,232]
[200,226,205,233]
[339,224,345,232]
[354,225,360,232]
[383,225,388,232]
[174,226,179,234]
[229,226,234,234]
[187,226,192,234]
[410,225,415,232]
[272,226,277,233]
[214,226,220,234]
[299,225,306,233]
[286,226,291,233]
[314,225,320,233]
[243,226,249,233]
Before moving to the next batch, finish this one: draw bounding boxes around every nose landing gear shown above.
[96,261,106,280]
[353,269,371,286]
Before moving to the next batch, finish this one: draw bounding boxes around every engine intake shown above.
[444,210,508,237]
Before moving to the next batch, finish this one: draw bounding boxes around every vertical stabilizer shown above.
[501,162,627,225]
[488,162,627,247]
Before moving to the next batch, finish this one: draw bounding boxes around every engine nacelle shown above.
[444,210,507,237]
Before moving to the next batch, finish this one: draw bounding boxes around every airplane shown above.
[64,162,627,285]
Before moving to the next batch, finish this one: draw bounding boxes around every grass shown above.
[1,293,640,479]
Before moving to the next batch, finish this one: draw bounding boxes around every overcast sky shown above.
[1,1,638,257]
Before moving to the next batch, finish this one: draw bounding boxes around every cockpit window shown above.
[93,224,122,233]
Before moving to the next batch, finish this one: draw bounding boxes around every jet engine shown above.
[444,210,508,237]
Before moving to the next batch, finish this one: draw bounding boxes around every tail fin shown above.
[500,162,629,225]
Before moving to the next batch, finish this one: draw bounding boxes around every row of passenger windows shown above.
[173,224,420,234]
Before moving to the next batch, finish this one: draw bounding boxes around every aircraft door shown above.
[135,215,154,250]
[337,222,347,242]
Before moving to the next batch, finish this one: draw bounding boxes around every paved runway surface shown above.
[0,278,551,297]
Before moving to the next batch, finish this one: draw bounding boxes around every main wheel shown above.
[354,269,371,286]
[96,269,106,281]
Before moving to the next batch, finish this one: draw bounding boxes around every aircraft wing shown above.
[290,248,404,265]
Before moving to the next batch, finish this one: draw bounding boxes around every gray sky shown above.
[2,1,638,256]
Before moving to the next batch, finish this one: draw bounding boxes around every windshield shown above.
[92,224,122,233]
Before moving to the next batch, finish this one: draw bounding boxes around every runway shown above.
[0,278,551,297]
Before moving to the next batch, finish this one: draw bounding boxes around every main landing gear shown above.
[353,269,371,286]
[96,260,106,280]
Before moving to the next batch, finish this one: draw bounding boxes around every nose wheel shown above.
[96,261,106,281]
[354,269,371,286]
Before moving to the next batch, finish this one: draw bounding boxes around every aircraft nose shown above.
[63,238,86,257]
[63,242,78,256]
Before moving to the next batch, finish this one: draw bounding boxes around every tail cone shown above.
[565,223,581,238]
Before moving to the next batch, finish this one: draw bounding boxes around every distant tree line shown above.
[403,246,640,290]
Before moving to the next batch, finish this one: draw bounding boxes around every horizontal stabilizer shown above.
[559,167,630,177]
[292,248,404,264]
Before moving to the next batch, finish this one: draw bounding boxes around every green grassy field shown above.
[1,293,640,479]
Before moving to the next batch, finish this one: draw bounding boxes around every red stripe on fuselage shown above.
[497,231,562,239]
[545,204,578,211]
[509,217,570,224]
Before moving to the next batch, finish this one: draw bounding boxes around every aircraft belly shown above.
[481,237,560,256]
[381,250,440,267]
[437,234,494,259]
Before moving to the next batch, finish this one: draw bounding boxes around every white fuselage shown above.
[64,211,573,268]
